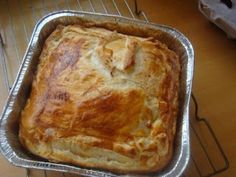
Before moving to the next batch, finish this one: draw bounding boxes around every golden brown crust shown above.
[19,24,180,173]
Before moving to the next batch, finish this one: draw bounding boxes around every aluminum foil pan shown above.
[0,11,194,177]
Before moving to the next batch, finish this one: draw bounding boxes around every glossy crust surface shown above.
[19,25,180,173]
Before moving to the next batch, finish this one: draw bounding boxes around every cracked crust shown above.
[19,24,180,173]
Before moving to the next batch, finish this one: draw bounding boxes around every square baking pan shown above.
[0,11,194,177]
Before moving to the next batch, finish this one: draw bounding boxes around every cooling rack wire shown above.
[0,0,229,177]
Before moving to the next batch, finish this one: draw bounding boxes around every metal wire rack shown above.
[0,0,229,177]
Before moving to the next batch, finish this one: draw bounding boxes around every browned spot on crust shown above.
[51,38,85,76]
[71,90,144,138]
[48,90,70,102]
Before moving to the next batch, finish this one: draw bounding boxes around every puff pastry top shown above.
[19,25,180,173]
